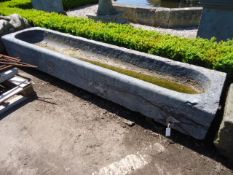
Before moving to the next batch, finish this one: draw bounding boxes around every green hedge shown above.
[1,0,233,78]
[63,0,98,10]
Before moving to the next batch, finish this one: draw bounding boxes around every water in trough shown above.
[37,41,202,94]
[115,0,201,8]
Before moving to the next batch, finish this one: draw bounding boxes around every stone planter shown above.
[1,27,226,139]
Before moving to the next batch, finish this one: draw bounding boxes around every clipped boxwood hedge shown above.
[1,0,233,78]
[63,0,98,10]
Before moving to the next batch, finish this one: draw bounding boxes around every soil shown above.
[0,69,232,175]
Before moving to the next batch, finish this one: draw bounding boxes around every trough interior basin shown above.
[15,29,209,94]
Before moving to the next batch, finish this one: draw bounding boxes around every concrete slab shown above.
[215,84,233,162]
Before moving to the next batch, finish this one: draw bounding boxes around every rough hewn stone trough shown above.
[1,27,226,139]
[113,4,202,28]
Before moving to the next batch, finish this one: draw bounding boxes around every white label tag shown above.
[165,128,171,137]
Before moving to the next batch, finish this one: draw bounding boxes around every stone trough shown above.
[1,27,226,139]
[113,4,203,28]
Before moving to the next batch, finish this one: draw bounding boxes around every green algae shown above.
[37,42,201,94]
[79,58,201,94]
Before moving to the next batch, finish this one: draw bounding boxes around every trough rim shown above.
[113,3,203,11]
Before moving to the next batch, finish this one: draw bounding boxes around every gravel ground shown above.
[0,69,232,175]
[66,4,198,38]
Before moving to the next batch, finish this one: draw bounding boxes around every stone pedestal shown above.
[197,0,233,41]
[97,0,117,15]
[215,84,233,163]
[32,0,64,13]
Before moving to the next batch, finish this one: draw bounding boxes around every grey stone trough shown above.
[1,27,226,139]
[113,4,203,28]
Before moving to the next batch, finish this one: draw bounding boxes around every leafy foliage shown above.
[0,0,233,78]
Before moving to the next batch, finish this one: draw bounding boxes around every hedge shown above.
[1,0,233,78]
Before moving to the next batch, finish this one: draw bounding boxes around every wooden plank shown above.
[0,68,18,83]
[0,76,31,104]
[0,95,28,115]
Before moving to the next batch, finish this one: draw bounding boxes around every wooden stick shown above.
[0,62,37,68]
[0,54,21,62]
[0,54,37,69]
[0,65,13,72]
[0,57,21,63]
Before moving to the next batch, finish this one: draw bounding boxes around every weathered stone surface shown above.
[9,14,29,30]
[32,0,64,13]
[0,14,29,35]
[113,4,202,28]
[0,14,29,53]
[2,27,226,139]
[168,7,202,28]
[0,20,12,35]
[215,84,233,162]
[0,20,12,53]
[197,0,233,41]
[97,0,117,15]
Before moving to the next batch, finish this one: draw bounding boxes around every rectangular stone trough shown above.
[1,27,226,139]
[113,4,202,28]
